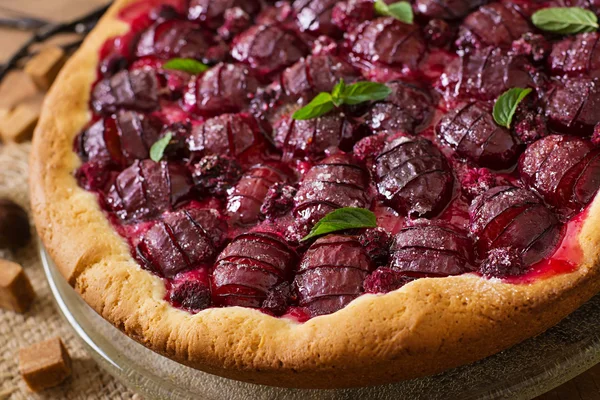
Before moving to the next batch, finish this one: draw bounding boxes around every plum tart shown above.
[31,0,600,388]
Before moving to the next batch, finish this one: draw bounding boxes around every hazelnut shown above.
[0,199,31,249]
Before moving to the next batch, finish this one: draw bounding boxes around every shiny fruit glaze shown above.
[73,0,600,320]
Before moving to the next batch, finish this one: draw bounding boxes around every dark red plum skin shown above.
[436,102,522,170]
[293,0,341,37]
[211,232,297,310]
[187,0,261,28]
[469,186,562,266]
[294,235,373,317]
[391,222,476,276]
[294,153,371,225]
[91,69,159,114]
[546,78,600,135]
[136,208,227,277]
[374,137,454,218]
[548,33,600,78]
[519,135,600,217]
[415,0,487,19]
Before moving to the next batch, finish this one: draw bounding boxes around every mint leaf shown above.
[532,7,598,34]
[302,207,377,241]
[331,79,346,107]
[292,92,334,120]
[493,88,532,129]
[163,58,210,74]
[374,0,413,24]
[149,132,173,162]
[341,82,393,105]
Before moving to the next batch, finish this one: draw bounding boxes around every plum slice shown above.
[519,135,600,216]
[331,0,375,32]
[390,222,476,276]
[365,80,435,135]
[186,113,268,165]
[211,232,297,312]
[274,112,363,161]
[135,20,226,63]
[548,33,600,78]
[184,63,260,117]
[136,207,227,278]
[105,160,192,222]
[469,186,561,265]
[440,47,538,101]
[294,235,373,317]
[546,78,600,135]
[415,0,487,20]
[226,164,291,226]
[91,69,159,114]
[457,2,532,49]
[374,136,454,218]
[188,0,261,28]
[231,24,307,76]
[436,102,521,170]
[346,17,426,70]
[294,153,371,224]
[293,0,340,37]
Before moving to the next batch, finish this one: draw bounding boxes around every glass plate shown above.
[40,247,600,400]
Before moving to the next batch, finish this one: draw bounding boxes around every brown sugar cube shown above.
[19,338,72,391]
[0,259,35,313]
[0,99,42,143]
[24,47,66,91]
[0,71,38,113]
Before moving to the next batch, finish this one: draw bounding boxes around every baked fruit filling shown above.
[74,0,600,320]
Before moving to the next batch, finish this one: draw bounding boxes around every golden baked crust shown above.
[30,0,600,388]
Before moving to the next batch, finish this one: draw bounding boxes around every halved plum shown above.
[440,47,538,101]
[519,135,600,216]
[92,69,159,114]
[415,0,486,19]
[231,24,307,76]
[346,17,426,70]
[187,0,261,28]
[105,160,193,222]
[187,113,269,165]
[184,63,260,117]
[226,164,291,226]
[390,222,476,276]
[469,186,562,266]
[294,153,371,225]
[293,0,340,37]
[548,33,600,78]
[436,102,522,170]
[294,235,373,317]
[136,207,227,277]
[456,2,532,49]
[274,112,364,161]
[135,19,226,63]
[211,232,297,312]
[331,0,375,32]
[374,136,454,218]
[365,80,435,135]
[545,77,600,135]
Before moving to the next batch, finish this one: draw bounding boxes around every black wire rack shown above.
[0,3,112,83]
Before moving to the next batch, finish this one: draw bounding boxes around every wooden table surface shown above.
[1,1,599,399]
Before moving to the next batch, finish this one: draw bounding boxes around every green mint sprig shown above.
[163,58,210,74]
[149,132,173,162]
[531,7,598,34]
[301,207,377,241]
[493,88,532,129]
[374,0,414,24]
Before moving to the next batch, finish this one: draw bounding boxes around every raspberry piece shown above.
[211,232,297,308]
[312,35,338,56]
[374,136,454,218]
[262,282,293,316]
[513,107,548,144]
[75,160,114,192]
[358,228,392,266]
[353,134,387,162]
[480,247,527,279]
[423,19,455,47]
[169,269,212,313]
[294,235,373,317]
[461,168,497,200]
[456,3,531,49]
[519,135,600,216]
[227,164,291,226]
[592,123,600,145]
[363,268,412,294]
[512,33,551,64]
[192,155,243,197]
[436,102,521,170]
[260,183,297,220]
[217,7,251,40]
[332,0,374,32]
[548,32,600,78]
[415,0,485,19]
[470,186,561,266]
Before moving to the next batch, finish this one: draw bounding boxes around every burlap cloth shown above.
[0,143,139,400]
